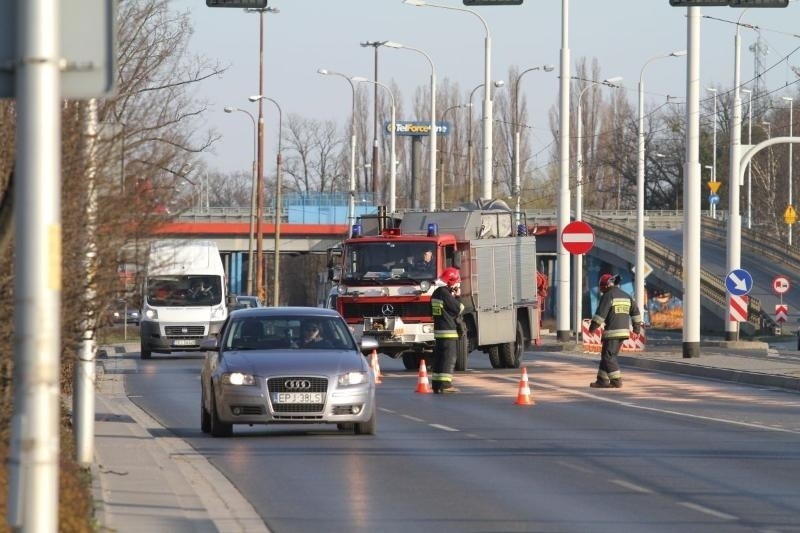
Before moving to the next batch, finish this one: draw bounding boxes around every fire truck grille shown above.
[341,302,430,319]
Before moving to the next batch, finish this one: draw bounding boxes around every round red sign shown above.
[561,220,595,255]
[772,276,790,295]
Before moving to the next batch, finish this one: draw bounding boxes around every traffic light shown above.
[206,0,269,7]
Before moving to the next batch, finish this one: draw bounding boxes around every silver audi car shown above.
[200,306,379,437]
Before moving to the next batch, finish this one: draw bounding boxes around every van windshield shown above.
[146,275,222,306]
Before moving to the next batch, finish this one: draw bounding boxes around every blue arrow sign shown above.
[725,268,753,296]
[709,193,720,205]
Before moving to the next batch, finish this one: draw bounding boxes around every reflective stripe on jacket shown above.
[589,286,642,340]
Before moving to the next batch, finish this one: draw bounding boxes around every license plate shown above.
[173,339,198,347]
[273,392,324,404]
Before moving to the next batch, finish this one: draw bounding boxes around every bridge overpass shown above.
[157,207,800,334]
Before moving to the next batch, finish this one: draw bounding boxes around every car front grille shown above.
[340,301,430,320]
[267,376,328,413]
[164,325,206,336]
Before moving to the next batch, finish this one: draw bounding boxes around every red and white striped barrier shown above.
[582,319,645,353]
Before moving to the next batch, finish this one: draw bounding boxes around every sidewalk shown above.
[92,335,800,532]
[92,346,269,533]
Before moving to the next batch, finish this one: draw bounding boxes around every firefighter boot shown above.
[589,379,612,388]
[610,378,623,388]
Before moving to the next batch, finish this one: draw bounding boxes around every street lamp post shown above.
[352,77,397,214]
[249,95,283,306]
[317,69,357,227]
[574,76,622,340]
[244,4,279,302]
[513,65,554,213]
[636,49,686,317]
[223,106,257,295]
[404,0,493,200]
[742,88,753,229]
[468,80,503,203]
[359,41,387,204]
[782,96,794,246]
[439,104,465,208]
[384,41,437,210]
[707,87,718,220]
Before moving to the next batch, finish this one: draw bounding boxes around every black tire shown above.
[209,386,233,438]
[500,323,525,368]
[354,409,377,435]
[402,352,419,371]
[455,335,468,372]
[488,346,502,368]
[200,387,211,434]
[140,344,151,360]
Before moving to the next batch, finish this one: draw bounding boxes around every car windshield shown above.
[342,241,437,281]
[222,315,356,352]
[145,275,222,306]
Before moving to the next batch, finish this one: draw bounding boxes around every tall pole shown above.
[744,88,753,230]
[355,78,398,214]
[783,96,794,246]
[224,106,257,295]
[468,83,483,203]
[360,41,387,204]
[556,0,571,341]
[637,50,685,325]
[708,87,718,219]
[726,13,745,342]
[255,10,265,301]
[684,6,701,358]
[9,1,62,529]
[384,42,436,210]
[267,98,283,307]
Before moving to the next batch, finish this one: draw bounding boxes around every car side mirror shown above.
[199,338,218,351]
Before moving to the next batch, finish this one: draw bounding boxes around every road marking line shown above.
[401,414,424,423]
[556,460,594,474]
[678,501,738,521]
[610,479,653,494]
[429,423,459,432]
[378,407,396,414]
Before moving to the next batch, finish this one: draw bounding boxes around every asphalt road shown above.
[126,350,800,533]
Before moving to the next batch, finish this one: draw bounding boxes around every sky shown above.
[174,0,800,177]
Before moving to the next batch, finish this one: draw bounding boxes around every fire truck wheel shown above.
[402,352,419,371]
[500,323,524,368]
[488,346,502,368]
[455,335,468,371]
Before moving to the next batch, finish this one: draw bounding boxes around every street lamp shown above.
[636,49,686,316]
[574,75,622,339]
[359,40,388,203]
[404,0,494,201]
[384,41,437,210]
[707,87,718,219]
[742,88,753,229]
[468,80,504,203]
[782,95,794,246]
[352,77,397,214]
[317,68,357,228]
[249,95,283,306]
[223,106,257,295]
[513,65,554,213]
[244,4,279,302]
[439,103,466,208]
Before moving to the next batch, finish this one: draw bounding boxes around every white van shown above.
[140,239,228,359]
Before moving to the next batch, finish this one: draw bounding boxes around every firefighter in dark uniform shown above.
[588,273,643,388]
[430,267,465,394]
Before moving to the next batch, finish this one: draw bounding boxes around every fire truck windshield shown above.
[343,241,437,281]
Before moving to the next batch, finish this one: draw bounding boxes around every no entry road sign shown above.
[561,221,595,255]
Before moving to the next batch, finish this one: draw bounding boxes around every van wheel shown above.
[402,352,420,371]
[140,344,151,360]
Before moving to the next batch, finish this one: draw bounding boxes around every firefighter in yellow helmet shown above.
[587,273,643,388]
[430,267,465,393]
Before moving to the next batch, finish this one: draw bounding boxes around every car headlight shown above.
[338,371,368,386]
[144,308,158,320]
[223,372,256,386]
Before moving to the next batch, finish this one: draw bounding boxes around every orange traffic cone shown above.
[369,349,383,384]
[514,366,535,406]
[415,359,433,394]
